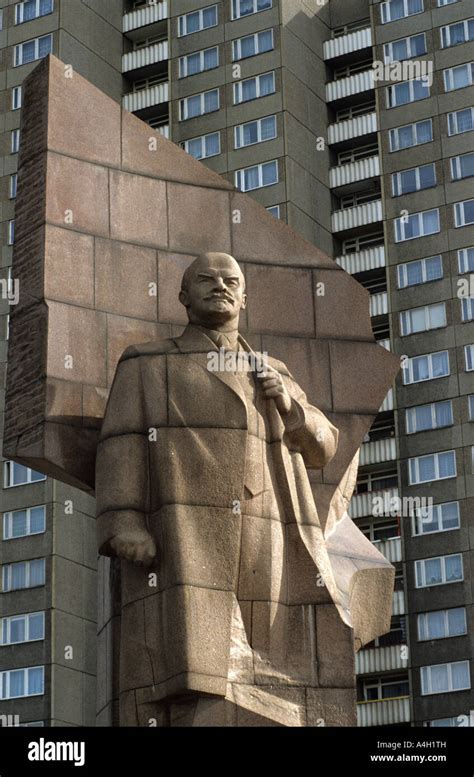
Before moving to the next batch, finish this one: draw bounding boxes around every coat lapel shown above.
[172,325,248,409]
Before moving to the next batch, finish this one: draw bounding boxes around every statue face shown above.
[179,253,247,328]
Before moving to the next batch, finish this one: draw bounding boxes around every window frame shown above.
[232,70,276,105]
[234,114,277,149]
[177,5,218,37]
[231,0,272,21]
[3,505,46,541]
[178,46,219,79]
[417,608,467,641]
[234,159,278,192]
[421,660,470,695]
[394,208,440,243]
[13,33,53,67]
[415,552,463,588]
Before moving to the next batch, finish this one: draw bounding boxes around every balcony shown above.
[328,112,377,145]
[370,291,388,317]
[123,2,168,33]
[330,155,380,190]
[324,27,373,61]
[380,387,394,412]
[122,40,169,73]
[348,487,399,520]
[392,590,405,616]
[326,69,374,103]
[360,437,396,466]
[375,537,402,564]
[357,696,410,726]
[335,244,385,274]
[155,124,169,138]
[122,82,169,112]
[331,199,382,233]
[356,644,407,675]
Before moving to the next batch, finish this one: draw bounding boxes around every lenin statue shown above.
[95,251,392,727]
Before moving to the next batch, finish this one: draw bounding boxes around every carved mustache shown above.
[204,293,234,302]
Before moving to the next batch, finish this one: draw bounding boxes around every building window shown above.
[338,143,378,165]
[234,115,276,149]
[0,666,44,700]
[461,298,474,322]
[9,175,17,200]
[235,160,278,192]
[2,559,46,592]
[465,344,474,371]
[12,87,22,110]
[406,400,452,434]
[3,506,46,540]
[231,0,272,21]
[389,119,432,152]
[425,717,465,728]
[342,233,384,255]
[179,88,219,121]
[394,208,440,243]
[441,19,474,49]
[438,0,460,5]
[11,130,20,154]
[402,350,449,384]
[0,612,45,646]
[233,71,275,105]
[381,0,423,24]
[7,221,15,247]
[451,152,474,181]
[336,100,375,122]
[444,63,474,92]
[415,553,463,587]
[266,205,280,218]
[387,79,429,108]
[399,302,446,336]
[14,34,53,67]
[421,661,470,695]
[413,500,460,535]
[392,163,436,197]
[469,395,474,420]
[458,248,474,273]
[418,608,466,641]
[409,451,456,485]
[179,46,219,78]
[397,255,442,288]
[15,0,54,24]
[181,132,220,160]
[448,108,474,136]
[384,33,426,63]
[232,29,273,61]
[178,5,217,37]
[362,677,410,701]
[4,462,46,488]
[454,199,474,228]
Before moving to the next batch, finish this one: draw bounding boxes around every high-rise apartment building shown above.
[0,0,472,728]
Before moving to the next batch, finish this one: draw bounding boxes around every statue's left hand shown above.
[110,530,157,566]
[256,364,292,415]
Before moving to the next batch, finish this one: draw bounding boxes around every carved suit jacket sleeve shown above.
[281,373,339,470]
[95,347,150,557]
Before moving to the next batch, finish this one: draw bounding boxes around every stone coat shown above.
[95,325,386,704]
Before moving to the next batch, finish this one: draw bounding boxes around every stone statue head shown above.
[178,252,247,329]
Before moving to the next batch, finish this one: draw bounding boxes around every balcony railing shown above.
[331,199,382,232]
[356,644,407,675]
[379,387,394,412]
[357,696,410,726]
[330,155,380,189]
[123,2,168,33]
[375,537,402,563]
[392,590,405,616]
[326,69,374,102]
[328,112,377,145]
[155,124,169,138]
[360,437,396,466]
[335,244,385,274]
[370,291,388,317]
[122,82,169,112]
[122,40,168,72]
[324,27,373,61]
[348,487,399,520]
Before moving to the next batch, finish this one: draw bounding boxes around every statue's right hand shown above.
[110,531,156,567]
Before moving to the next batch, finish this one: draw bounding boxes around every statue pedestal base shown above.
[121,683,356,727]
